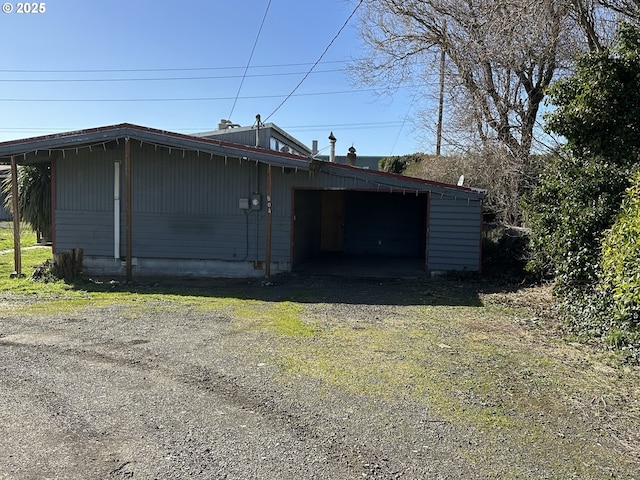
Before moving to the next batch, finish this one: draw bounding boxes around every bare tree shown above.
[569,0,640,52]
[598,0,640,18]
[356,0,573,163]
[354,0,579,224]
[354,0,640,224]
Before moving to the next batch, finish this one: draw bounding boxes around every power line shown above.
[0,87,399,103]
[0,69,342,83]
[264,0,364,122]
[0,121,406,135]
[0,60,348,74]
[229,0,272,119]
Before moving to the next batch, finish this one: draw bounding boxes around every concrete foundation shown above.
[82,256,289,279]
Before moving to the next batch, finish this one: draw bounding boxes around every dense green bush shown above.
[523,24,640,293]
[562,174,640,363]
[521,153,632,291]
[378,154,422,174]
[598,172,640,356]
[521,24,640,361]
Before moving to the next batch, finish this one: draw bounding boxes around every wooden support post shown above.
[10,156,22,277]
[125,138,133,282]
[265,164,272,279]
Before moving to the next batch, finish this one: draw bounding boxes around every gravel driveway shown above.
[1,274,638,479]
[0,276,485,480]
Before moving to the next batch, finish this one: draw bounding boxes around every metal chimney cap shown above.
[328,132,336,141]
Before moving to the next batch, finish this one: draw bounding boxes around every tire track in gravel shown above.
[0,336,407,479]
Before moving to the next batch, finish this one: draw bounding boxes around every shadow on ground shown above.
[63,272,529,308]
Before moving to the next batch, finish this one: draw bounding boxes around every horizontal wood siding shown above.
[55,152,115,255]
[56,151,113,212]
[130,212,290,263]
[55,210,113,256]
[428,196,482,271]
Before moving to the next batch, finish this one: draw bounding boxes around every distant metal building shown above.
[196,120,312,157]
[0,123,485,278]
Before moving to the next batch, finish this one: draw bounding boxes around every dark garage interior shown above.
[292,189,428,277]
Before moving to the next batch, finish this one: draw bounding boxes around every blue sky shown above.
[0,0,430,157]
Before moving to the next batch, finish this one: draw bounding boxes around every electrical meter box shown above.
[250,194,261,210]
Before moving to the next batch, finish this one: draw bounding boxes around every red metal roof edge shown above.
[322,160,486,196]
[0,123,131,148]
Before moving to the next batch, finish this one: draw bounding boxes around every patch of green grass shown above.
[0,243,251,314]
[233,300,317,336]
[265,302,637,478]
[0,222,37,251]
[0,248,65,294]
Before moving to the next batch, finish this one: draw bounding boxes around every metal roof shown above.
[0,123,485,199]
[0,123,313,171]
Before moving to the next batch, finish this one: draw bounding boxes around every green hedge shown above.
[599,171,640,354]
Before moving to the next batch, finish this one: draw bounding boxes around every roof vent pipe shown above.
[347,145,357,166]
[255,114,262,147]
[312,140,318,156]
[328,132,336,162]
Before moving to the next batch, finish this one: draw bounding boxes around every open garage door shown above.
[292,189,428,276]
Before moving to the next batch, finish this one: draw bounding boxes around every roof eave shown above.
[318,162,486,199]
[0,123,313,171]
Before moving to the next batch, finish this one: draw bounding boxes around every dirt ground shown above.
[0,273,638,479]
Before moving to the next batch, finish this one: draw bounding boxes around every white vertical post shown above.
[114,161,120,259]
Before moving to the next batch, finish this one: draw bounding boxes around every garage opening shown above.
[292,189,428,277]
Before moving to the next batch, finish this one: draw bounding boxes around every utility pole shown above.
[436,28,446,156]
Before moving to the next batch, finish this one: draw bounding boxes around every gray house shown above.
[0,123,485,279]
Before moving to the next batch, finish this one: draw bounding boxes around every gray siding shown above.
[212,129,266,149]
[129,146,290,263]
[56,210,113,256]
[55,143,292,265]
[56,151,113,212]
[53,140,482,275]
[55,153,115,256]
[428,196,482,271]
